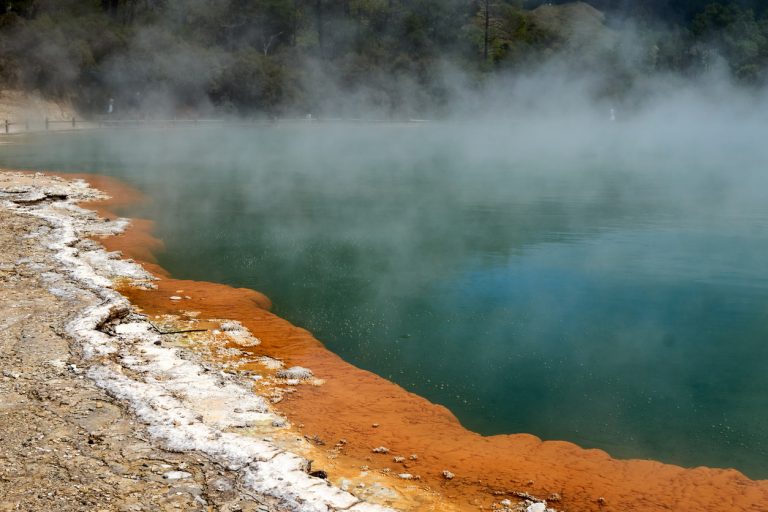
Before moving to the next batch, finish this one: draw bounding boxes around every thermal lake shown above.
[3,121,767,478]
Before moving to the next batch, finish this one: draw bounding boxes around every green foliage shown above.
[0,0,766,115]
[691,3,768,82]
[491,4,555,65]
[211,48,299,114]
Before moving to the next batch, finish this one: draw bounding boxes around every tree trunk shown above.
[291,0,300,46]
[316,0,324,57]
[483,0,490,62]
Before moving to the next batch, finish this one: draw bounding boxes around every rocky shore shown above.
[0,172,392,512]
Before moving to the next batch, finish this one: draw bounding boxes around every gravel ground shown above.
[0,173,288,512]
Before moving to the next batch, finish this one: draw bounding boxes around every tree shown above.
[483,0,490,61]
[691,3,768,82]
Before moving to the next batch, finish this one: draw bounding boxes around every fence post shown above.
[4,120,8,134]
[25,119,29,131]
[45,117,49,130]
[72,117,76,128]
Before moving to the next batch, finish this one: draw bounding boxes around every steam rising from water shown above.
[2,72,768,478]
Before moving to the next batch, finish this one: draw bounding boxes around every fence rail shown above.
[3,117,87,134]
[1,116,429,135]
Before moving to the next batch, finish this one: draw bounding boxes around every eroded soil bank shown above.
[67,172,768,512]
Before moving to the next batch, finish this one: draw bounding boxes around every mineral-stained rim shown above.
[0,172,392,512]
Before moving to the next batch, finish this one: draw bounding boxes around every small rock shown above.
[169,296,182,301]
[548,493,561,502]
[220,321,244,332]
[210,478,233,492]
[393,456,405,463]
[408,454,418,460]
[372,446,390,454]
[305,434,325,446]
[275,366,313,380]
[163,471,192,480]
[398,473,413,480]
[257,356,284,370]
[526,503,547,512]
[372,423,380,428]
[442,470,455,480]
[500,499,512,507]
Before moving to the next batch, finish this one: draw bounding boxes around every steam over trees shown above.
[0,0,766,116]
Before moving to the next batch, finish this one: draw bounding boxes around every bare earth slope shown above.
[0,90,77,123]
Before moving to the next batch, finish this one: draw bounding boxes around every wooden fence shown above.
[1,116,428,135]
[3,117,89,134]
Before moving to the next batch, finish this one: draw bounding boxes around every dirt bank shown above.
[77,173,768,512]
[0,90,77,123]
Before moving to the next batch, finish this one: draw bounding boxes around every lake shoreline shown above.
[4,169,768,511]
[0,170,396,512]
[66,171,768,511]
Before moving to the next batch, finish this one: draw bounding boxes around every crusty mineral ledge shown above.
[0,171,392,512]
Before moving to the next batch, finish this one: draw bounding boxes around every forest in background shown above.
[1,0,767,117]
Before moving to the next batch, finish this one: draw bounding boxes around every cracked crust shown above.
[0,171,391,512]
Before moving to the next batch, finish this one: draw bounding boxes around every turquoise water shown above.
[2,124,768,478]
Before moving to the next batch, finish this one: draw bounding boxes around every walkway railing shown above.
[2,116,429,135]
[2,117,95,134]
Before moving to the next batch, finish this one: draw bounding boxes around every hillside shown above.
[530,2,615,53]
[526,0,768,22]
[0,1,765,117]
[0,90,77,123]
